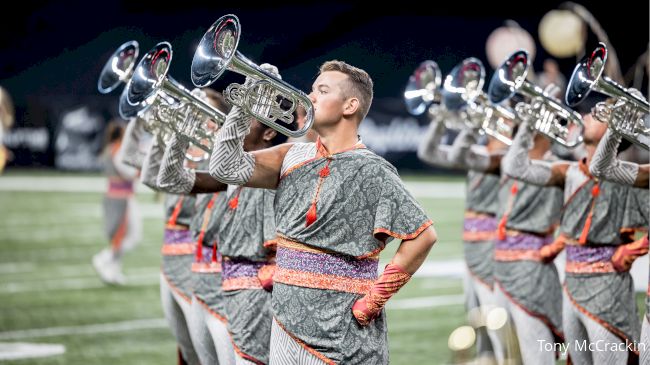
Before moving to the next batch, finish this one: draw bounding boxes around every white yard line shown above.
[0,262,36,274]
[0,318,168,340]
[0,176,154,194]
[1,272,160,294]
[0,342,65,360]
[0,264,160,280]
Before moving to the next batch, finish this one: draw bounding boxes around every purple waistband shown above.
[276,246,378,280]
[222,259,266,280]
[164,228,193,245]
[109,180,134,191]
[495,233,553,251]
[566,245,616,263]
[463,217,498,232]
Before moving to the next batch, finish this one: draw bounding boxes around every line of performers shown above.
[413,48,649,364]
[96,60,438,365]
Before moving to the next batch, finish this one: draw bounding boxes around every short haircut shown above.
[319,60,373,120]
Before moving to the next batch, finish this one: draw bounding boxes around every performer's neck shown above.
[317,125,360,155]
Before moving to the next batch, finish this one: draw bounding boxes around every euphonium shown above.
[566,42,649,150]
[125,42,226,155]
[191,14,313,138]
[444,57,516,145]
[97,41,145,119]
[488,50,584,148]
[404,60,442,115]
[403,60,465,130]
[98,40,139,94]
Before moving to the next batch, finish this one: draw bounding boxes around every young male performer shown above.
[207,60,437,364]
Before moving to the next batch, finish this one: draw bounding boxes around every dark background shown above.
[1,0,648,170]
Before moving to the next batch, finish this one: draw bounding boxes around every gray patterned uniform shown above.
[503,122,649,363]
[494,177,564,340]
[218,186,277,364]
[190,192,229,315]
[562,165,647,345]
[161,194,197,301]
[418,120,503,360]
[271,143,432,364]
[103,144,135,247]
[464,171,500,287]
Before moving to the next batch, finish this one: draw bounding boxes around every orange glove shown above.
[612,235,649,272]
[540,234,567,263]
[257,264,276,292]
[352,262,411,326]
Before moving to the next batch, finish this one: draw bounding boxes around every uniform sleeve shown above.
[140,136,164,189]
[118,117,148,169]
[373,167,433,243]
[417,119,455,168]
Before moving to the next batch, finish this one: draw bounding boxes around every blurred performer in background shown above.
[589,107,649,364]
[497,121,568,365]
[503,111,648,364]
[0,86,15,174]
[214,115,286,365]
[156,67,286,365]
[143,135,202,365]
[157,112,286,364]
[92,120,142,285]
[418,113,508,363]
[153,88,235,365]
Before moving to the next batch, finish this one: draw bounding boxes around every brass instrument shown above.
[404,60,442,116]
[444,57,516,145]
[192,14,313,138]
[124,42,226,156]
[488,50,584,148]
[566,43,649,150]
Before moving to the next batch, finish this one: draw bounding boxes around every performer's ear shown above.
[263,128,277,143]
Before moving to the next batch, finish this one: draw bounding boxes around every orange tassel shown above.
[211,243,218,263]
[195,235,204,261]
[579,214,592,245]
[510,182,518,194]
[591,184,600,197]
[319,164,330,178]
[497,182,518,241]
[497,217,507,240]
[166,196,185,228]
[306,202,317,226]
[579,183,600,245]
[228,195,239,209]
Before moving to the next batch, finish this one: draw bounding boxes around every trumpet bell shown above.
[441,89,466,111]
[127,42,173,106]
[404,60,441,115]
[488,50,529,104]
[191,14,241,88]
[118,87,147,119]
[444,57,485,103]
[98,40,139,94]
[565,44,607,107]
[191,14,314,138]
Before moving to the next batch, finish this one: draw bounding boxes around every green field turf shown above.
[0,172,645,364]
